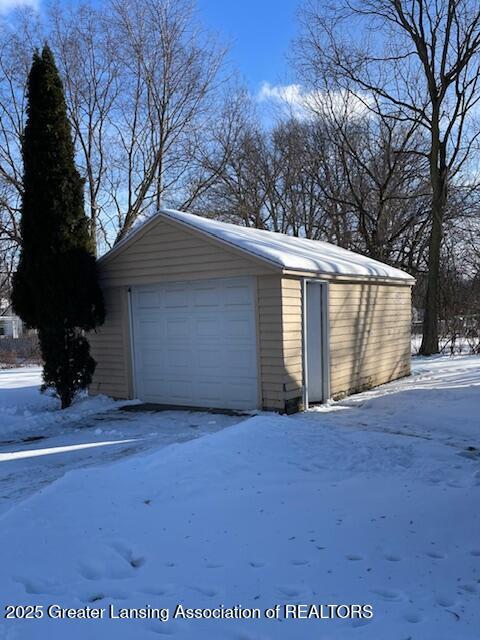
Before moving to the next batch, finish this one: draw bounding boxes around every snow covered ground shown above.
[0,367,245,516]
[0,356,479,639]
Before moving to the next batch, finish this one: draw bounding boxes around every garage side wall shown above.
[329,281,411,398]
[277,277,412,407]
[89,286,132,399]
[281,277,304,409]
[255,276,304,413]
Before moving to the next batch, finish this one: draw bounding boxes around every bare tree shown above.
[49,2,120,252]
[106,0,226,243]
[308,96,431,267]
[0,9,40,275]
[199,102,431,272]
[0,0,228,256]
[295,0,480,354]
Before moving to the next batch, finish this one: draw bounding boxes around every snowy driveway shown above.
[0,367,245,515]
[0,357,479,640]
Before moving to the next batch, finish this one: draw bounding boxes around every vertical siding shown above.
[329,282,411,398]
[89,287,132,399]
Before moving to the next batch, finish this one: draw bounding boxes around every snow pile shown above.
[0,356,479,639]
[0,367,245,516]
[0,367,137,438]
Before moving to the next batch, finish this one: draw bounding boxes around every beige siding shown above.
[99,218,274,288]
[256,275,305,411]
[89,286,132,399]
[256,275,284,410]
[276,277,412,405]
[91,214,412,409]
[281,277,303,405]
[329,282,411,398]
[91,217,277,402]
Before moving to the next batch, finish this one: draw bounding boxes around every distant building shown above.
[0,296,23,339]
[0,315,22,339]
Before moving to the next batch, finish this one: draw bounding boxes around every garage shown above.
[130,277,259,410]
[89,208,414,413]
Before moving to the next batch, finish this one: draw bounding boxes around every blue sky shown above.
[197,0,298,92]
[0,0,299,100]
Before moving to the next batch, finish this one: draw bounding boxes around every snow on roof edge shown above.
[99,208,415,283]
[159,209,415,282]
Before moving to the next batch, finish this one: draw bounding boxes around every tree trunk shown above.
[419,207,442,354]
[420,141,447,356]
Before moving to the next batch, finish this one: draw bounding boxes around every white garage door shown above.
[130,277,259,410]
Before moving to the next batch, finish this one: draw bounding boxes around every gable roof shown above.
[101,208,415,283]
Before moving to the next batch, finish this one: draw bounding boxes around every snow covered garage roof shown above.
[103,208,415,282]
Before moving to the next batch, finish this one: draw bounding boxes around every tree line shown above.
[1,0,479,356]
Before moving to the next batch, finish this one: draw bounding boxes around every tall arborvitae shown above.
[12,45,104,408]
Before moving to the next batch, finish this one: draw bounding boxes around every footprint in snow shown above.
[78,562,103,581]
[146,621,175,635]
[83,590,128,603]
[87,593,106,603]
[140,586,173,597]
[435,595,455,607]
[370,588,403,601]
[291,559,309,566]
[404,611,422,624]
[384,554,402,562]
[249,561,265,568]
[15,577,60,596]
[189,585,218,598]
[278,586,304,597]
[426,551,445,559]
[110,541,146,570]
[346,554,364,561]
[459,583,477,594]
[470,549,480,557]
[350,617,374,628]
[205,562,223,569]
[79,560,132,581]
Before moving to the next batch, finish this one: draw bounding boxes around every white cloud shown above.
[0,0,38,14]
[257,82,373,120]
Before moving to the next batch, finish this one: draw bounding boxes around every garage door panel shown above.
[196,380,224,402]
[195,317,220,337]
[224,382,258,404]
[141,348,165,367]
[223,315,255,338]
[138,319,164,340]
[136,290,162,308]
[196,348,224,370]
[224,284,252,306]
[223,348,256,373]
[164,349,191,370]
[163,288,189,308]
[193,287,220,308]
[166,317,190,338]
[131,277,259,410]
[167,379,195,400]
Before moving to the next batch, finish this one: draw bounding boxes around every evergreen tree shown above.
[12,45,104,408]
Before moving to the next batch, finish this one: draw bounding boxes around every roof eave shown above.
[98,209,283,273]
[281,268,416,285]
[98,210,415,285]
